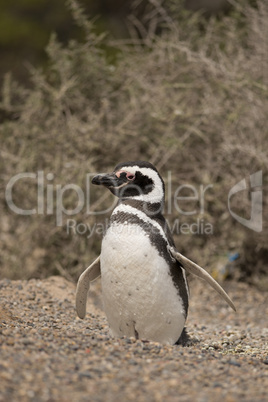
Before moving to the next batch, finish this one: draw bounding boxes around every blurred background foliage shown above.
[0,0,267,288]
[0,0,254,83]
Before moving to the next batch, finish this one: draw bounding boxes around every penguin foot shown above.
[175,327,190,346]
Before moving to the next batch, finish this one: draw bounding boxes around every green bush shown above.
[0,0,267,287]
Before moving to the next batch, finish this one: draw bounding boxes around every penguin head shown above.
[92,161,165,204]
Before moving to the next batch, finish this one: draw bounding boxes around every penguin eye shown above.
[126,172,135,181]
[115,170,135,181]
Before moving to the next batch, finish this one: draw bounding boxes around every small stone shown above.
[228,359,241,367]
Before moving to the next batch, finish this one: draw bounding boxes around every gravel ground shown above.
[0,276,267,402]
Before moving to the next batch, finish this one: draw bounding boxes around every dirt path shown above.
[0,276,267,402]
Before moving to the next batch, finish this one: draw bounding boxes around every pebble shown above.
[228,359,241,367]
[0,277,267,402]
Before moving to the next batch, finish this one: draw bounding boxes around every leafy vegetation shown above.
[0,0,267,288]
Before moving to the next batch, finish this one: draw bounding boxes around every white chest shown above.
[100,222,186,344]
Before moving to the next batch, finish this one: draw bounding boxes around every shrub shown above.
[0,0,267,287]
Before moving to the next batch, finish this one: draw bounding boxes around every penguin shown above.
[76,161,236,345]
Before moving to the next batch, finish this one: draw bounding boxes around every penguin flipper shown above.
[75,256,101,319]
[168,247,236,312]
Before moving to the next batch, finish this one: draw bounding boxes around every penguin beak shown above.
[92,173,120,188]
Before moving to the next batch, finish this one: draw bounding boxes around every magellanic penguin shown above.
[76,161,236,345]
